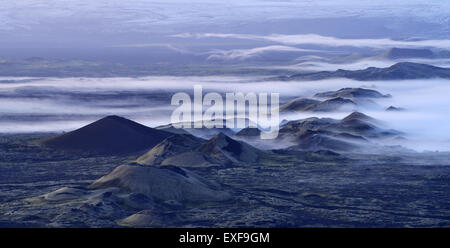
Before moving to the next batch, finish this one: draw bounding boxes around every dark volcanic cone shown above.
[386,106,405,111]
[197,132,260,164]
[236,127,262,137]
[137,132,262,167]
[40,115,172,155]
[88,164,232,204]
[341,111,377,124]
[137,134,205,166]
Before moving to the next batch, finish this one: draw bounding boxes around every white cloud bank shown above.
[173,33,450,50]
[2,76,450,152]
[206,45,321,60]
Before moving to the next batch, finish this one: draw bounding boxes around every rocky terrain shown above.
[1,107,450,227]
[1,81,449,228]
[2,0,450,230]
[1,131,450,227]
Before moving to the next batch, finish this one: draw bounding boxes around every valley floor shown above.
[1,133,450,227]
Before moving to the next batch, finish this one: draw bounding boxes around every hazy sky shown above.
[1,1,449,32]
[0,1,449,63]
[1,1,449,44]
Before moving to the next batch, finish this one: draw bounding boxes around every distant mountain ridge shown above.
[314,87,390,99]
[276,62,450,81]
[280,97,356,112]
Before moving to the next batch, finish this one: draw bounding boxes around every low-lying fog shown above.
[0,76,449,152]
